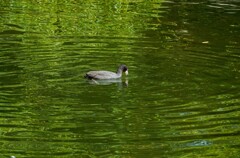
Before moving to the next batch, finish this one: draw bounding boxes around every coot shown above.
[85,64,128,80]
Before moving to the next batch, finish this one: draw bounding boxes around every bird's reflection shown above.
[87,78,128,87]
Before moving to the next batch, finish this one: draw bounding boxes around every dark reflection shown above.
[87,78,128,87]
[0,29,25,35]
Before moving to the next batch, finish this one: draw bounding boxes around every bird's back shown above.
[85,71,121,80]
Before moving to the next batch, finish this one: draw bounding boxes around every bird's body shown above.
[85,70,121,79]
[85,65,128,80]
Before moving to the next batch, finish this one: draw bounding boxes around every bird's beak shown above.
[125,70,128,75]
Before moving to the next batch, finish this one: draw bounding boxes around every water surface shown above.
[0,0,240,157]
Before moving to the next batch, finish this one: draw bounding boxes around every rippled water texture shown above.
[0,0,240,157]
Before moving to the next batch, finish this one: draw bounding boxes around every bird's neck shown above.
[116,69,123,76]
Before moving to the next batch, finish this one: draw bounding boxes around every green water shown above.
[1,0,240,158]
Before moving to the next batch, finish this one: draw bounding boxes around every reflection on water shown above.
[1,0,240,157]
[87,78,128,86]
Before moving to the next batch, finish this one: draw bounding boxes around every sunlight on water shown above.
[0,0,240,157]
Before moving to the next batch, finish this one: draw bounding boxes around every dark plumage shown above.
[85,65,128,80]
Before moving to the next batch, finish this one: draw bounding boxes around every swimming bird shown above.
[85,64,128,80]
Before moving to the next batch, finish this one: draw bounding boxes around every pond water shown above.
[1,0,240,157]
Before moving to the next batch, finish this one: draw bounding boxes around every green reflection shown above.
[0,0,240,158]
